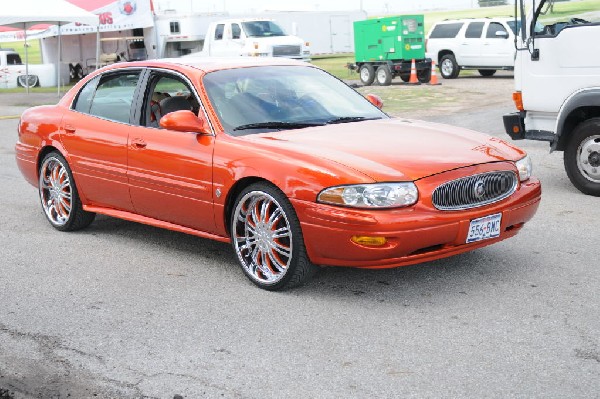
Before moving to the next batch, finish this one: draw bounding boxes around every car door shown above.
[126,69,217,234]
[481,21,514,67]
[459,21,485,66]
[60,70,143,212]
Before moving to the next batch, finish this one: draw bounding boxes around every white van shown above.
[426,18,518,79]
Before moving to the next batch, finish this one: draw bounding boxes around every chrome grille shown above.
[272,45,301,57]
[432,171,517,211]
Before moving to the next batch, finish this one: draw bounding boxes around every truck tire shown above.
[359,64,375,86]
[417,68,431,83]
[440,54,460,79]
[479,69,496,77]
[375,65,392,86]
[564,118,600,196]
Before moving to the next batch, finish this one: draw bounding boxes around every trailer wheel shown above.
[399,73,410,83]
[440,54,460,79]
[564,118,600,196]
[479,69,496,77]
[359,64,375,86]
[375,66,392,86]
[417,68,431,83]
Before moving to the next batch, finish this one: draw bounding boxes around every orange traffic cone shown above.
[428,60,441,86]
[408,59,420,85]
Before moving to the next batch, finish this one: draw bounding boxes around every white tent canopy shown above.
[0,0,99,94]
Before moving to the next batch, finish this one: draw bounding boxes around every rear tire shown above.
[231,182,318,290]
[417,68,431,83]
[564,118,600,196]
[375,65,392,86]
[478,69,497,77]
[359,64,375,86]
[38,151,96,231]
[440,54,460,79]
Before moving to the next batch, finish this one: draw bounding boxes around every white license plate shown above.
[466,213,502,243]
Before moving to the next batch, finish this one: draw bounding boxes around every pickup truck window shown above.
[6,53,23,65]
[232,23,241,39]
[465,22,484,38]
[215,24,224,40]
[242,21,286,38]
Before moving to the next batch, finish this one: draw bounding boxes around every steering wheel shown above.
[570,17,590,25]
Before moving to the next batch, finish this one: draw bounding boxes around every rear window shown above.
[465,22,484,38]
[429,23,464,39]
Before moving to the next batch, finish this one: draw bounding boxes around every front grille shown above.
[432,171,517,211]
[273,45,301,57]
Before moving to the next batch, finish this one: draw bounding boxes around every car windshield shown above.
[203,65,387,136]
[242,21,286,37]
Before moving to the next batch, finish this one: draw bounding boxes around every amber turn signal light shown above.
[351,236,387,246]
[513,92,524,111]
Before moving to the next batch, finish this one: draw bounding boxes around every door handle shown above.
[132,138,147,149]
[64,124,76,134]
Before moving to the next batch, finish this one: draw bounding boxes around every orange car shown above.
[15,58,541,290]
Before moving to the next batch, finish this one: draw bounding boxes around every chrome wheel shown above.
[441,59,454,76]
[232,190,293,285]
[39,156,72,226]
[576,134,600,183]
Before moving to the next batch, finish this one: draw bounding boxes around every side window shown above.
[73,76,100,114]
[487,22,508,38]
[465,22,484,38]
[429,23,464,39]
[88,72,141,124]
[170,21,180,34]
[145,74,198,128]
[215,24,224,40]
[232,23,241,40]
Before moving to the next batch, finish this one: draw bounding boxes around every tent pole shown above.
[24,23,29,94]
[57,23,61,97]
[96,26,100,70]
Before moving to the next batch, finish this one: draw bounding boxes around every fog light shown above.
[351,236,387,246]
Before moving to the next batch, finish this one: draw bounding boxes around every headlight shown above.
[317,183,418,208]
[515,155,532,182]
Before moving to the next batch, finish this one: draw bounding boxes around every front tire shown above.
[231,182,318,290]
[359,64,375,86]
[39,152,95,231]
[564,119,600,196]
[440,54,460,79]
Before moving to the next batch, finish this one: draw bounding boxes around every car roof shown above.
[434,17,512,24]
[109,57,309,74]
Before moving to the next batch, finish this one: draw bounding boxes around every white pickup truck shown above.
[503,0,600,196]
[196,19,310,61]
[0,49,56,89]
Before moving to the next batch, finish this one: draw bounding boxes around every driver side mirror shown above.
[160,110,211,134]
[365,93,383,109]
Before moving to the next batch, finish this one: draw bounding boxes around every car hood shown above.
[244,118,526,182]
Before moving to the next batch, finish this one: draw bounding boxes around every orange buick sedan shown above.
[15,58,541,290]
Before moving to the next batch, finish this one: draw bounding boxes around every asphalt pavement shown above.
[0,89,598,398]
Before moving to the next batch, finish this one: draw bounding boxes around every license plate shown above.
[466,213,502,243]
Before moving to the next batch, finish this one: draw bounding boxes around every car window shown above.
[232,23,241,39]
[73,76,100,114]
[465,22,484,38]
[145,73,199,128]
[215,24,224,40]
[87,72,141,124]
[486,22,508,38]
[429,23,463,39]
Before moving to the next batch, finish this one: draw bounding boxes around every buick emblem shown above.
[474,180,485,199]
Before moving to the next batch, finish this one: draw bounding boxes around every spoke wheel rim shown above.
[233,191,293,285]
[441,59,453,76]
[39,156,72,226]
[577,134,600,183]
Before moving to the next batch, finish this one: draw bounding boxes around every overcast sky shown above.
[154,0,477,14]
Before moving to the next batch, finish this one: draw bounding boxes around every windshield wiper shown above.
[325,116,382,125]
[233,121,323,131]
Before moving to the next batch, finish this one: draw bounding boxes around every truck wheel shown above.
[479,69,496,77]
[564,118,600,196]
[399,73,410,83]
[17,75,39,88]
[359,64,375,86]
[417,68,431,83]
[440,55,459,79]
[375,66,392,86]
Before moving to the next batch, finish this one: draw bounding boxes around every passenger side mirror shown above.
[159,110,211,134]
[365,93,383,109]
[496,31,509,38]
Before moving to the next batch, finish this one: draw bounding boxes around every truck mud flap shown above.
[503,112,526,140]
